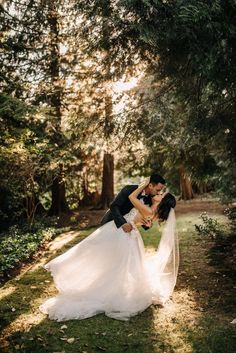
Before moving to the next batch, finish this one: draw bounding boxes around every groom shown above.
[101,173,166,232]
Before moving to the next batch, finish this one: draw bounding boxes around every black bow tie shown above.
[140,195,149,202]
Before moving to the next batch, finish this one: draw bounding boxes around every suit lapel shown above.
[144,195,152,206]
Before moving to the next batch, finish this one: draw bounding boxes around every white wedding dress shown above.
[39,208,179,321]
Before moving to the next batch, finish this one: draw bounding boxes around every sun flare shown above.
[111,73,144,114]
[112,77,139,93]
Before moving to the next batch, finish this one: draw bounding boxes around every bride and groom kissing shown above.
[39,173,179,322]
[101,173,176,231]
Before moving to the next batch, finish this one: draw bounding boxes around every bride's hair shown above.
[156,193,176,222]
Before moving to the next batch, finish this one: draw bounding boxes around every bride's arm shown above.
[128,179,154,218]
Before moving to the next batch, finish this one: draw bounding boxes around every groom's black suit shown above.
[100,185,152,229]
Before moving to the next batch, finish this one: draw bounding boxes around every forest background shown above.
[0,0,236,277]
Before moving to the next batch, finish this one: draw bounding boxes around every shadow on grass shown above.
[181,315,236,353]
[6,308,158,353]
[1,214,236,353]
[175,214,236,313]
[207,234,236,280]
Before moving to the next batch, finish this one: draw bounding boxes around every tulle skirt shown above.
[39,218,176,321]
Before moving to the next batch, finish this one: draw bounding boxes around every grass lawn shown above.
[0,213,236,353]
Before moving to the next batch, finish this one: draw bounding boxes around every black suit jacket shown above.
[100,185,152,229]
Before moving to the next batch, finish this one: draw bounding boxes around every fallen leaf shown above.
[67,338,75,344]
[96,346,106,351]
[230,319,236,324]
[60,325,67,330]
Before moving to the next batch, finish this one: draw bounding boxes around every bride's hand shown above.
[141,216,153,228]
[138,177,150,189]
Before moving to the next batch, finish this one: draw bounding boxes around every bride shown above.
[39,178,179,321]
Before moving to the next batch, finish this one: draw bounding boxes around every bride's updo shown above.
[157,193,176,221]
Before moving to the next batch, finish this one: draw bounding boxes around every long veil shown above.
[145,208,179,304]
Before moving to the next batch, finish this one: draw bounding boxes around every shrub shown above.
[224,207,236,234]
[0,221,62,275]
[195,212,225,241]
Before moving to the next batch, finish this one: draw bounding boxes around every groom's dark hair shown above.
[150,173,166,185]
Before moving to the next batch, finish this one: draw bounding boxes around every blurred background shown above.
[0,0,235,228]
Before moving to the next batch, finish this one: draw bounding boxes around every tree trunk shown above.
[24,195,46,217]
[179,165,194,200]
[198,182,208,194]
[48,171,70,216]
[79,168,92,207]
[96,6,115,210]
[47,2,70,215]
[100,153,114,209]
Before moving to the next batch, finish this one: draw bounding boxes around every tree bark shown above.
[100,153,114,209]
[48,167,71,216]
[97,4,115,209]
[47,2,70,215]
[79,168,95,207]
[179,165,194,200]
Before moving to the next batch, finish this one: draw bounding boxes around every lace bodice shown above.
[124,208,139,225]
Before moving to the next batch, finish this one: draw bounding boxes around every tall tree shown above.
[0,0,85,216]
[46,0,70,215]
[70,0,144,208]
[121,0,236,199]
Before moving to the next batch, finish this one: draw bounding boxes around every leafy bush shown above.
[0,221,62,275]
[195,212,225,241]
[224,207,236,234]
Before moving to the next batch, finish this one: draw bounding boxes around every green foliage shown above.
[195,207,236,242]
[1,0,236,225]
[121,0,236,199]
[195,212,225,240]
[224,207,236,233]
[0,221,61,274]
[1,0,145,221]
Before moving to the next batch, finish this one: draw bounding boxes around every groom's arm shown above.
[110,185,137,229]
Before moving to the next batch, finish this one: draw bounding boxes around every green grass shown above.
[1,214,236,353]
[183,317,236,353]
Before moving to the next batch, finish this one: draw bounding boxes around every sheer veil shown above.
[145,207,179,305]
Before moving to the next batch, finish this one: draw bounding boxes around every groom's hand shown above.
[122,223,133,233]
